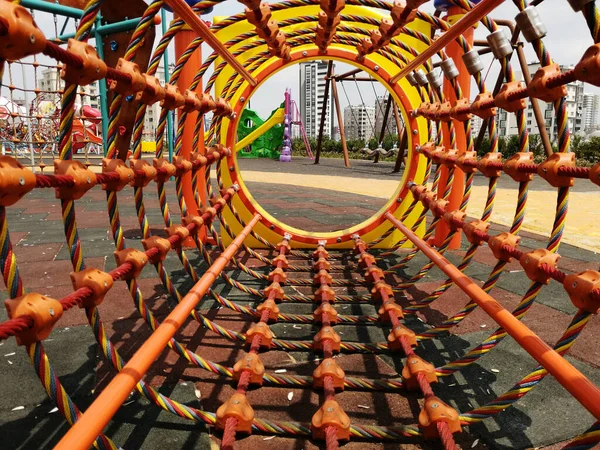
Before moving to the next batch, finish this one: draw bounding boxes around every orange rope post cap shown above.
[372,280,394,300]
[141,236,172,264]
[503,152,535,182]
[101,158,134,192]
[268,267,288,283]
[401,354,438,391]
[173,155,193,177]
[418,396,461,439]
[153,158,177,183]
[574,44,600,87]
[0,2,46,61]
[365,265,385,282]
[538,153,576,187]
[161,83,185,110]
[263,281,285,302]
[137,74,166,105]
[164,225,190,248]
[488,232,521,262]
[256,298,280,322]
[528,63,568,102]
[182,214,204,234]
[70,268,114,309]
[443,209,466,231]
[470,92,497,119]
[450,98,473,122]
[311,399,351,441]
[60,39,107,86]
[246,322,274,349]
[463,219,491,246]
[564,270,600,313]
[313,257,331,272]
[314,302,339,324]
[114,248,148,280]
[520,249,561,285]
[313,246,329,259]
[4,293,63,346]
[314,269,333,285]
[313,326,342,353]
[215,393,255,434]
[272,254,289,269]
[387,324,417,351]
[358,252,376,269]
[109,58,146,96]
[378,300,404,322]
[353,239,367,254]
[314,284,336,302]
[313,358,346,390]
[589,162,600,186]
[232,352,265,386]
[455,150,478,173]
[276,240,292,253]
[476,152,503,178]
[53,160,96,200]
[495,81,527,112]
[129,159,157,187]
[0,156,36,206]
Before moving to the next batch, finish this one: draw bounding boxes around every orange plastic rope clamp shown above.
[520,249,560,285]
[443,210,466,231]
[61,39,107,86]
[215,393,254,434]
[256,19,279,41]
[130,159,157,187]
[314,269,333,286]
[503,152,534,182]
[378,300,404,322]
[101,158,134,191]
[0,156,36,206]
[494,81,527,112]
[141,236,172,264]
[313,246,329,259]
[214,97,233,117]
[137,74,165,105]
[470,92,497,119]
[387,323,417,351]
[268,267,288,283]
[198,93,216,114]
[199,205,217,221]
[54,160,96,200]
[314,284,336,302]
[109,58,146,96]
[365,266,385,282]
[450,98,473,122]
[190,152,208,169]
[528,63,568,102]
[182,89,200,113]
[161,83,185,110]
[476,152,503,178]
[4,293,63,346]
[564,270,600,313]
[273,254,289,269]
[164,225,190,248]
[313,326,342,352]
[313,257,331,271]
[436,101,453,122]
[589,162,600,187]
[313,358,345,390]
[416,142,435,157]
[311,399,351,441]
[429,146,447,165]
[182,214,204,234]
[488,232,521,262]
[246,2,271,26]
[537,153,576,187]
[245,322,273,349]
[574,44,600,87]
[358,252,376,268]
[232,353,265,386]
[418,396,461,439]
[442,148,458,169]
[455,150,478,173]
[209,195,227,210]
[320,0,345,15]
[153,158,177,183]
[263,281,285,302]
[463,219,491,246]
[113,248,148,280]
[431,198,449,218]
[173,155,192,176]
[314,302,339,324]
[257,298,280,321]
[353,239,367,254]
[0,2,46,61]
[401,354,438,391]
[70,268,114,309]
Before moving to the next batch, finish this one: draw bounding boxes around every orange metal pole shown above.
[433,7,472,249]
[54,213,262,450]
[175,26,205,244]
[164,0,257,87]
[390,0,505,83]
[385,211,600,420]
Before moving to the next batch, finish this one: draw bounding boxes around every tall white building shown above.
[374,95,398,137]
[471,115,484,138]
[37,68,99,109]
[299,61,334,139]
[583,93,599,132]
[344,105,376,141]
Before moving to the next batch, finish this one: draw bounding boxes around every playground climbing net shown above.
[0,0,600,449]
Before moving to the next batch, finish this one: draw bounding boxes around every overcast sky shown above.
[2,1,597,131]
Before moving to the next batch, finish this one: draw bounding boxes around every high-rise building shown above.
[583,93,599,132]
[374,95,398,138]
[497,62,584,140]
[299,61,334,139]
[37,68,99,109]
[344,105,376,141]
[470,115,484,138]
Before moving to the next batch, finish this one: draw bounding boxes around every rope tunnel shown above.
[0,0,600,448]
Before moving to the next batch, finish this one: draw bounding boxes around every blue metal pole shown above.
[161,9,174,162]
[94,17,110,156]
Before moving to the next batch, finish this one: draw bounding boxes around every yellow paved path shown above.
[242,170,600,252]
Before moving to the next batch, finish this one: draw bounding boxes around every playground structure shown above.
[1,0,600,450]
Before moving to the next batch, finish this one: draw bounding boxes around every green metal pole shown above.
[20,0,83,18]
[54,17,143,42]
[94,17,110,156]
[162,9,174,162]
